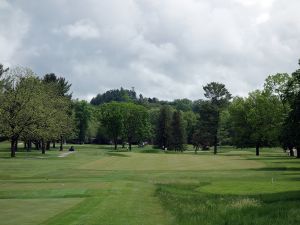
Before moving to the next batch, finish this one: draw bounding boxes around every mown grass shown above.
[0,142,299,225]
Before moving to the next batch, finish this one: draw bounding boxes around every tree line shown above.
[1,60,300,158]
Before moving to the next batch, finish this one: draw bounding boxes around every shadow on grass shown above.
[245,156,291,160]
[250,167,300,171]
[0,156,12,159]
[0,189,91,199]
[274,160,300,164]
[106,152,129,157]
[137,149,162,153]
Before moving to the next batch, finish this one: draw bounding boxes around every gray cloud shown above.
[1,0,299,100]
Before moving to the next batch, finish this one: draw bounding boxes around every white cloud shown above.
[58,19,100,40]
[1,0,300,100]
[256,13,270,24]
[234,0,275,9]
[0,0,29,66]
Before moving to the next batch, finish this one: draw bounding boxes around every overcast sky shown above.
[0,0,299,100]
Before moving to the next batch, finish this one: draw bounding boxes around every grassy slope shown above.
[0,143,299,225]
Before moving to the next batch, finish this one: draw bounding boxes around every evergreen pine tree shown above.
[155,105,172,149]
[171,110,186,151]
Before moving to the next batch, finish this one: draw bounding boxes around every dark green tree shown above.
[0,64,11,92]
[0,64,9,77]
[182,111,198,144]
[43,73,72,98]
[91,87,137,105]
[192,101,218,152]
[100,102,124,150]
[281,112,296,156]
[203,82,232,107]
[218,109,233,146]
[171,99,193,112]
[228,91,284,156]
[42,73,73,150]
[155,105,173,149]
[170,110,186,151]
[227,97,251,148]
[73,100,92,144]
[148,108,160,144]
[281,60,300,158]
[122,103,151,150]
[284,92,300,158]
[203,82,232,154]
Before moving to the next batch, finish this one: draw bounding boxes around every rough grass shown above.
[155,183,300,225]
[0,142,299,225]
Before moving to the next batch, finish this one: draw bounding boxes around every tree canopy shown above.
[0,67,73,156]
[229,91,284,155]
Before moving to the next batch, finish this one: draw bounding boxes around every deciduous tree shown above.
[100,102,124,150]
[122,103,151,150]
[229,91,284,156]
[281,60,300,158]
[0,68,45,156]
[74,100,92,144]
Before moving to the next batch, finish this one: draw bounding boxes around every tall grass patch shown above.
[156,183,300,225]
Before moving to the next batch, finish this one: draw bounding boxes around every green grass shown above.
[156,183,300,225]
[0,142,299,225]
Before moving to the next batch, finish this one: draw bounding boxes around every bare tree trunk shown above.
[52,141,56,148]
[15,138,18,152]
[256,143,260,156]
[113,135,118,150]
[41,140,46,154]
[35,141,40,150]
[213,135,217,155]
[297,148,300,159]
[114,138,117,150]
[289,146,294,157]
[46,141,50,150]
[26,141,31,152]
[214,110,220,155]
[11,138,16,157]
[60,136,63,151]
[128,137,132,151]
